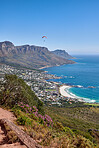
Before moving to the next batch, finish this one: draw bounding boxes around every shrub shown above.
[63,127,74,137]
[0,74,44,113]
[17,102,53,127]
[17,116,27,125]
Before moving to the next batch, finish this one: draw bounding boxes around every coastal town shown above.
[0,64,85,107]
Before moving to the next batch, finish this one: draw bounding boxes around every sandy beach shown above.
[59,85,96,103]
[39,65,51,70]
[59,85,75,98]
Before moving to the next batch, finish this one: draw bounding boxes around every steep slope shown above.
[52,49,74,59]
[0,108,41,148]
[0,74,44,113]
[0,41,75,69]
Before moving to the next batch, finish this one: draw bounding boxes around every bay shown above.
[43,55,99,103]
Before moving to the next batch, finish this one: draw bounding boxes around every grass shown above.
[84,103,99,107]
[3,123,19,144]
[45,106,99,146]
[45,89,56,91]
[11,105,99,147]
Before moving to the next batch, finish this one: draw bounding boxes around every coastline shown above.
[39,62,76,70]
[59,85,83,100]
[39,64,63,70]
[39,65,51,70]
[59,85,97,103]
[40,62,99,103]
[59,85,75,98]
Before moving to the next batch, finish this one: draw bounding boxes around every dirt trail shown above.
[0,108,16,121]
[0,107,27,148]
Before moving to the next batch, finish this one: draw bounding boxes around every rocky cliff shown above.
[0,41,75,69]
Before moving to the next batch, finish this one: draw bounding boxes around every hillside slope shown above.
[52,49,74,59]
[0,75,98,147]
[0,41,75,69]
[0,74,44,113]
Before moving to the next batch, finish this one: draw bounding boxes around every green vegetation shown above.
[45,89,56,91]
[0,74,99,147]
[45,106,99,146]
[0,74,44,113]
[84,103,99,107]
[13,106,94,147]
[58,99,86,107]
[4,123,19,144]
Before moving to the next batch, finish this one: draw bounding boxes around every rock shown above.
[0,118,42,148]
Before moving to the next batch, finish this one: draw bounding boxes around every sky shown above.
[0,0,99,54]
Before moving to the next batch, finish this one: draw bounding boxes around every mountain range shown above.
[0,41,75,69]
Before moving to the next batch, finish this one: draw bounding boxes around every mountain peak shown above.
[52,49,73,59]
[0,41,14,47]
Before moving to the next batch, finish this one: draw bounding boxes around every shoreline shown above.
[39,65,99,104]
[59,85,75,98]
[39,62,76,70]
[39,65,51,70]
[59,85,83,101]
[59,85,97,103]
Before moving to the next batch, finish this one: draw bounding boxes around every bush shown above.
[17,116,27,125]
[63,127,74,137]
[0,74,44,113]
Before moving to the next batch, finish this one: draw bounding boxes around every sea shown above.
[43,55,99,103]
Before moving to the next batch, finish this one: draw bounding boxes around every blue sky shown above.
[0,0,99,54]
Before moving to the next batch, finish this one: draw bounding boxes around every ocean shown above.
[43,55,99,103]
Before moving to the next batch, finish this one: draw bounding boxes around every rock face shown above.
[52,49,74,59]
[0,41,75,69]
[0,118,42,148]
[0,41,14,57]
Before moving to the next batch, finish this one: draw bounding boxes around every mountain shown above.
[52,49,74,59]
[0,41,75,69]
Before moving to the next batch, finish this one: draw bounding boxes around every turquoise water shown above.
[43,55,99,103]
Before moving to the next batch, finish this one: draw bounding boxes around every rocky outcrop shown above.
[0,41,75,69]
[0,118,42,148]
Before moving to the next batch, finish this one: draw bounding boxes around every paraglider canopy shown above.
[42,36,47,39]
[42,36,47,42]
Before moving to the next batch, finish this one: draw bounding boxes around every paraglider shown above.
[42,36,47,42]
[42,36,47,39]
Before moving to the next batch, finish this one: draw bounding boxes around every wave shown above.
[76,85,83,88]
[65,87,96,103]
[63,76,75,79]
